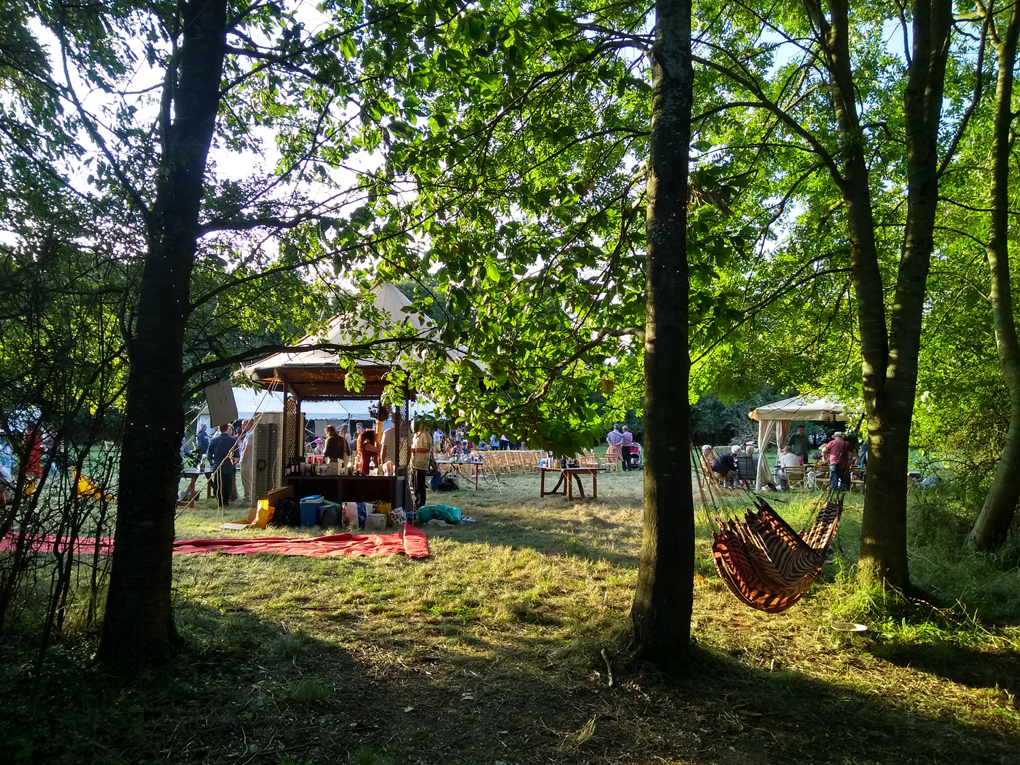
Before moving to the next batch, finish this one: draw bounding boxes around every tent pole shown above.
[278,369,288,486]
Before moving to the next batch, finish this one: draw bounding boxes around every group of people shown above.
[197,420,254,508]
[701,425,863,492]
[781,425,862,491]
[198,412,441,513]
[309,413,440,513]
[703,443,757,489]
[605,424,641,470]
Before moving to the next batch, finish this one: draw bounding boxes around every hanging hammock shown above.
[711,495,843,613]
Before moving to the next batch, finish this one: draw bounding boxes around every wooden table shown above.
[436,460,481,490]
[802,463,827,490]
[540,467,604,500]
[178,468,215,507]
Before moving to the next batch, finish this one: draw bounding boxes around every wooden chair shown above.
[780,465,808,491]
[850,466,866,491]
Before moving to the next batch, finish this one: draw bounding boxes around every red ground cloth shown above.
[0,524,429,559]
[0,532,116,556]
[174,524,429,558]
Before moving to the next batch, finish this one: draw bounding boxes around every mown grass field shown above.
[3,468,1019,764]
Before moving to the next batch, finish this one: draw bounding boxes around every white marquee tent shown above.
[195,387,436,435]
[748,395,849,490]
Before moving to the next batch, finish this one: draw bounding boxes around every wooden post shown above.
[278,370,287,486]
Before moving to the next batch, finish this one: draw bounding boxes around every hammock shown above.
[711,496,843,613]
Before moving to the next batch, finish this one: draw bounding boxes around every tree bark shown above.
[970,2,1020,551]
[857,0,952,588]
[799,0,951,590]
[629,0,695,664]
[98,0,228,665]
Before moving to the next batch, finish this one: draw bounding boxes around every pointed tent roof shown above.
[241,283,445,401]
[748,395,848,422]
[749,395,849,491]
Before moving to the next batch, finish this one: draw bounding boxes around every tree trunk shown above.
[970,3,1020,551]
[629,0,695,665]
[801,0,951,590]
[98,0,228,665]
[858,0,952,589]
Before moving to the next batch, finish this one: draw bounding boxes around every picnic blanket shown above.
[0,524,429,559]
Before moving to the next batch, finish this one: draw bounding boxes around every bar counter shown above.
[285,473,407,508]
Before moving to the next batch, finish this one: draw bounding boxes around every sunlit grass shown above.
[1,469,1017,763]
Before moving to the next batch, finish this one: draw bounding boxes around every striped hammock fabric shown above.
[712,497,843,613]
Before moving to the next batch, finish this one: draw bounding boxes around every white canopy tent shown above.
[748,395,848,490]
[195,388,436,434]
[196,388,368,429]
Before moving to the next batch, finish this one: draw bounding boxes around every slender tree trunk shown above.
[629,0,695,665]
[98,0,228,665]
[800,0,951,590]
[858,0,952,589]
[970,3,1020,551]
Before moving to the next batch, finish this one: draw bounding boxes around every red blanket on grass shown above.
[0,524,429,559]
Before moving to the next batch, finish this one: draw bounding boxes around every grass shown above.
[1,469,1018,764]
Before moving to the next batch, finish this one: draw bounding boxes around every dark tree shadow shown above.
[871,641,1020,696]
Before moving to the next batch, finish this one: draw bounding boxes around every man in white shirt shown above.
[775,446,803,491]
[409,420,433,512]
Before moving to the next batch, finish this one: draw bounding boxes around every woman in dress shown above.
[356,429,379,475]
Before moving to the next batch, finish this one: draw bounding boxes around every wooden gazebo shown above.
[241,284,427,507]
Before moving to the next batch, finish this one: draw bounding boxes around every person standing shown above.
[620,426,635,470]
[196,423,210,454]
[356,429,380,475]
[498,434,510,451]
[206,424,237,508]
[238,419,254,505]
[821,431,850,491]
[786,425,810,465]
[409,420,433,514]
[606,425,624,469]
[324,424,351,464]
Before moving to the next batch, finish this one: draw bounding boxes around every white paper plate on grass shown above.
[830,621,868,632]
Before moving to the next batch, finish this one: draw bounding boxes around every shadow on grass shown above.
[619,644,1019,765]
[4,599,1016,765]
[870,641,1020,696]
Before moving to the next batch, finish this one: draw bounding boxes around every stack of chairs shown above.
[479,450,551,475]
